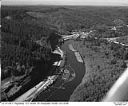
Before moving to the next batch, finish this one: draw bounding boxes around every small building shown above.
[111,26,117,31]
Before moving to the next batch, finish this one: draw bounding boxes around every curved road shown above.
[34,40,85,101]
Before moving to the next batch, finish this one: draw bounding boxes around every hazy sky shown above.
[2,0,128,6]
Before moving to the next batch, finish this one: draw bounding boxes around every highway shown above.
[14,46,64,102]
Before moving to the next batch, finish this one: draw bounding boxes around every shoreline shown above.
[69,40,127,101]
[14,46,66,102]
[68,44,83,63]
[68,43,86,101]
[34,40,85,101]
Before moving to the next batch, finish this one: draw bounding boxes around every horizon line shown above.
[2,4,128,7]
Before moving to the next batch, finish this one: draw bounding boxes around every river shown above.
[34,40,85,101]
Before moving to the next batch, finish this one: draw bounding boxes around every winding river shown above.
[34,40,85,101]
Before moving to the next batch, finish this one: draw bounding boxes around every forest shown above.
[1,5,128,101]
[1,6,62,101]
[70,36,128,101]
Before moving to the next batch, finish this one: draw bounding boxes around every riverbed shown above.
[34,40,85,101]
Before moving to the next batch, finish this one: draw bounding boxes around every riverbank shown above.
[34,40,85,101]
[69,44,83,63]
[14,46,66,102]
[69,40,126,101]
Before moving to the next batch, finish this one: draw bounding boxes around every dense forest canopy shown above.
[1,6,62,81]
[2,6,128,34]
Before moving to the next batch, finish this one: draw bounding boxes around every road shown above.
[34,40,85,101]
[102,37,128,47]
[14,46,64,102]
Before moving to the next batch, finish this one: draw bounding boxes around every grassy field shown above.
[70,40,127,101]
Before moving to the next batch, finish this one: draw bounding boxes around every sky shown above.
[2,0,128,6]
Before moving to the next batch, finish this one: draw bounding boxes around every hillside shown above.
[1,6,61,101]
[1,5,128,101]
[70,38,128,101]
[20,6,128,34]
